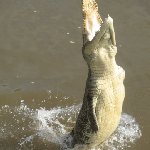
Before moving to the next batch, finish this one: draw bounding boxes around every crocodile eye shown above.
[103,31,110,40]
[108,45,117,58]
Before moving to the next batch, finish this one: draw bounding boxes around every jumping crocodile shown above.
[70,0,125,148]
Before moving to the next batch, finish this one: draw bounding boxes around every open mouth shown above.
[82,0,116,46]
[82,0,103,42]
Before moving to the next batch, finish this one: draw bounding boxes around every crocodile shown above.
[70,0,125,148]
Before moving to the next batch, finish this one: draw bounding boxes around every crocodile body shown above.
[71,1,125,147]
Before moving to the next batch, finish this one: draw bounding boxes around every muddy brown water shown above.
[0,0,149,150]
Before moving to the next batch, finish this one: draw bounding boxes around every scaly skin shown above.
[71,1,125,147]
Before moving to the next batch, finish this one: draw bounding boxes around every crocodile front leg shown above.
[87,93,99,132]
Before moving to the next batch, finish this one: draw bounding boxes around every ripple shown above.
[0,100,141,150]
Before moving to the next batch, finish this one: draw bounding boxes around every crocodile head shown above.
[82,0,117,73]
[82,0,116,44]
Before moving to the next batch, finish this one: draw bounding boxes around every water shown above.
[0,0,150,149]
[0,93,141,150]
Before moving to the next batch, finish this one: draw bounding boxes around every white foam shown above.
[0,101,141,150]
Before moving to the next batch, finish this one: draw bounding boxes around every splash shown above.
[35,104,80,145]
[0,99,141,150]
[96,113,142,150]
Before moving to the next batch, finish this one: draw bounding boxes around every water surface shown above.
[0,0,149,149]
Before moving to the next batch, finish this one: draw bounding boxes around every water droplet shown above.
[69,41,75,44]
[21,100,24,103]
[30,81,35,84]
